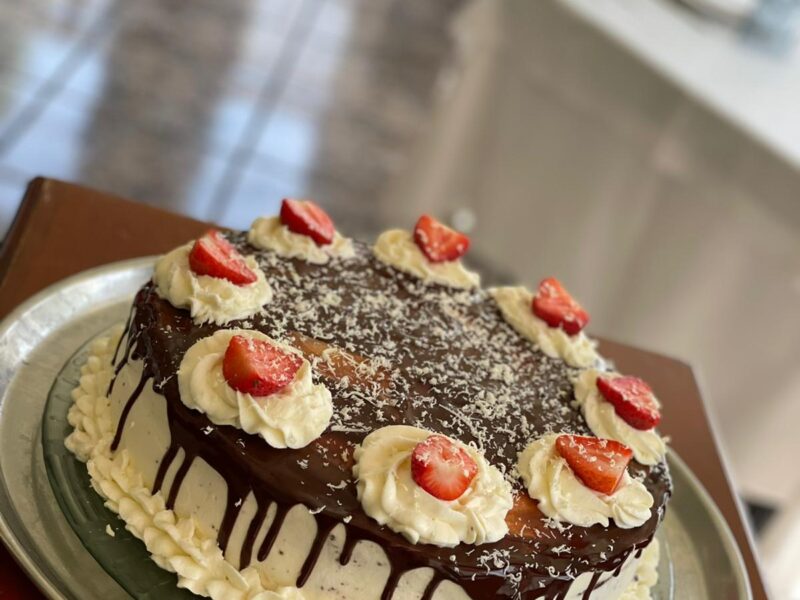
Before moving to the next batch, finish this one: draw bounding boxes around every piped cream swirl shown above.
[574,370,667,466]
[248,216,355,265]
[153,243,272,325]
[490,286,600,368]
[373,229,480,289]
[518,434,653,529]
[178,329,332,449]
[353,425,512,547]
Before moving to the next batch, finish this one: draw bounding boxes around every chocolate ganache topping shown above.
[110,232,672,599]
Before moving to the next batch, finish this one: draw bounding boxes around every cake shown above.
[65,200,671,599]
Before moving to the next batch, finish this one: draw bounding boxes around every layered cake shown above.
[65,200,671,599]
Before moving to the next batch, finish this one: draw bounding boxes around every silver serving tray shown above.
[0,258,752,599]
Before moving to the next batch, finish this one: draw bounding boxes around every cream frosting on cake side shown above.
[373,229,480,289]
[489,286,600,368]
[178,329,333,449]
[573,370,667,466]
[153,243,272,325]
[248,216,355,265]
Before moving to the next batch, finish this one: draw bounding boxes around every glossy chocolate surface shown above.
[112,234,671,598]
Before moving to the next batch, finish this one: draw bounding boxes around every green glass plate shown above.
[41,332,196,600]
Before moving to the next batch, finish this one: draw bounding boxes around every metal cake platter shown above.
[0,258,752,599]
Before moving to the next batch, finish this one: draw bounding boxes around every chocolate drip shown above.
[296,520,337,587]
[110,369,150,452]
[381,566,403,600]
[421,576,442,600]
[240,499,268,568]
[339,534,359,566]
[534,581,571,600]
[152,442,179,496]
[218,484,246,556]
[582,571,603,600]
[612,557,625,578]
[257,503,289,562]
[166,452,195,510]
[111,305,135,366]
[107,323,139,397]
[109,238,672,599]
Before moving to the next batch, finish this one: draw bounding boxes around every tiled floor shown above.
[0,0,466,237]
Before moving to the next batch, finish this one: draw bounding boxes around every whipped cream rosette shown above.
[518,433,653,529]
[154,232,272,325]
[574,369,667,466]
[248,216,355,265]
[353,425,513,547]
[178,329,332,449]
[490,285,600,368]
[373,215,480,288]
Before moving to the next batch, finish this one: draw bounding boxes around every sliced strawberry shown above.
[531,277,589,335]
[188,230,257,285]
[222,335,303,397]
[596,375,661,431]
[410,434,478,501]
[555,434,633,496]
[280,198,335,246]
[413,214,470,263]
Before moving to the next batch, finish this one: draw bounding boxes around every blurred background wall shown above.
[1,0,800,592]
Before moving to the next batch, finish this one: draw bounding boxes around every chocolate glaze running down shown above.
[110,234,671,599]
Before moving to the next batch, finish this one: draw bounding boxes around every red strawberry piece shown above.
[222,335,303,397]
[413,214,470,263]
[411,434,478,501]
[188,230,258,285]
[555,434,633,496]
[596,375,661,430]
[531,277,589,335]
[280,198,335,246]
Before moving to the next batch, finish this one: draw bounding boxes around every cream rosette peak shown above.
[518,433,653,529]
[372,229,480,289]
[490,286,600,368]
[178,329,333,449]
[153,242,272,325]
[352,425,513,547]
[573,369,667,466]
[248,216,355,265]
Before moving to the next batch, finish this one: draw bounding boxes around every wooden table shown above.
[0,178,769,599]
